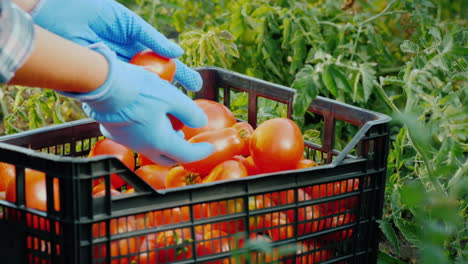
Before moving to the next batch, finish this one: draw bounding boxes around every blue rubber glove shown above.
[61,45,213,166]
[32,0,201,92]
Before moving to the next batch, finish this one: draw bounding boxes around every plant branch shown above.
[405,131,447,196]
[358,0,399,26]
[374,80,400,114]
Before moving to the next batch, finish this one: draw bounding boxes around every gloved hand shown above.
[61,44,213,166]
[32,0,201,91]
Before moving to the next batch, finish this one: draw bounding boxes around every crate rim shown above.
[194,66,392,124]
[0,66,392,170]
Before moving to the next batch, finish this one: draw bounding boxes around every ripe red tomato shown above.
[248,198,294,241]
[305,178,360,199]
[135,164,171,190]
[165,166,200,189]
[168,114,184,131]
[137,153,156,166]
[196,229,232,264]
[156,228,194,263]
[231,121,254,156]
[130,50,182,132]
[5,169,60,212]
[92,214,154,263]
[250,118,304,173]
[321,196,358,215]
[296,158,318,169]
[94,241,136,264]
[319,212,355,241]
[93,188,121,198]
[304,178,360,213]
[202,198,245,234]
[232,155,261,176]
[248,195,274,233]
[92,213,154,238]
[152,206,193,227]
[292,240,333,264]
[265,212,294,241]
[92,182,120,197]
[94,236,139,264]
[181,99,237,140]
[202,160,247,183]
[0,162,15,200]
[135,229,202,264]
[89,138,135,189]
[182,127,244,176]
[268,189,321,235]
[130,50,176,82]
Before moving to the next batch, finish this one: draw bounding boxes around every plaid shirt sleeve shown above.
[0,0,35,83]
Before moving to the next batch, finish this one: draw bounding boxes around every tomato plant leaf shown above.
[322,65,338,98]
[428,27,442,43]
[400,40,419,54]
[379,219,400,255]
[394,217,421,246]
[52,100,65,124]
[292,65,318,124]
[290,32,308,75]
[329,64,353,94]
[281,18,292,49]
[450,47,468,56]
[377,251,406,264]
[359,63,376,102]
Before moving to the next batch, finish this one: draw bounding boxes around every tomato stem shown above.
[185,173,200,185]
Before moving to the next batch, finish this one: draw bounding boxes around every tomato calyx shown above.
[172,231,194,257]
[237,128,250,139]
[184,172,201,185]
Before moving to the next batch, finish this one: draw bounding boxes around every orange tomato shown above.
[202,160,248,183]
[231,121,254,156]
[232,155,261,176]
[135,164,171,190]
[182,127,244,176]
[196,229,233,264]
[181,99,236,140]
[137,153,157,166]
[130,50,182,132]
[5,169,60,212]
[129,50,176,82]
[89,138,135,189]
[268,189,321,236]
[296,158,318,169]
[165,166,200,189]
[250,118,304,173]
[0,162,15,199]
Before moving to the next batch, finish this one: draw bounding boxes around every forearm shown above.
[9,25,109,93]
[12,0,39,12]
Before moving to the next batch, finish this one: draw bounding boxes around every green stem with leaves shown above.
[375,78,448,196]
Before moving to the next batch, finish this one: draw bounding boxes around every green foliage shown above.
[2,0,465,263]
[378,23,467,264]
[1,86,85,134]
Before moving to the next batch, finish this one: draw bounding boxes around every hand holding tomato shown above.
[130,50,184,132]
[59,44,213,168]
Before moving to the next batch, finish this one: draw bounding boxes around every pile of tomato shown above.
[85,102,359,263]
[0,51,360,263]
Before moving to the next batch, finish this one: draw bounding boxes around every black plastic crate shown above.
[0,67,390,264]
